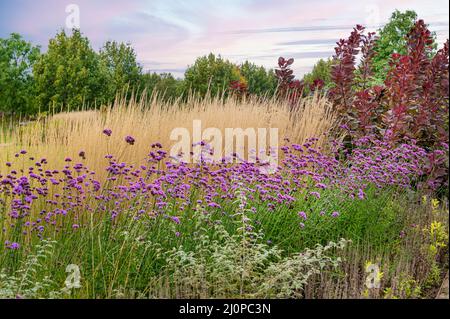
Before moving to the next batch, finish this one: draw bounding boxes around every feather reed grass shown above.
[1,93,336,182]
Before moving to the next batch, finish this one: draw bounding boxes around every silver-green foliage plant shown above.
[258,239,348,298]
[0,239,59,299]
[150,186,350,298]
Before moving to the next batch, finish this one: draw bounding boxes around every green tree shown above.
[239,61,277,97]
[372,10,437,81]
[302,58,334,93]
[33,29,106,112]
[183,53,240,97]
[139,72,183,101]
[99,41,142,102]
[0,33,41,114]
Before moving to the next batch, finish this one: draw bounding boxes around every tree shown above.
[0,33,41,114]
[183,53,241,97]
[33,29,106,112]
[302,58,334,93]
[239,61,277,97]
[99,41,142,102]
[139,72,182,101]
[372,10,437,82]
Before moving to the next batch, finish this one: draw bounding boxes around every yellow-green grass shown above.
[1,93,335,182]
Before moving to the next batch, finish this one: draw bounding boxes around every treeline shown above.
[0,28,281,116]
[0,10,435,116]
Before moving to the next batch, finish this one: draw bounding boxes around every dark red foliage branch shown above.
[329,25,367,113]
[412,39,449,145]
[309,79,325,92]
[356,30,378,91]
[382,53,417,140]
[229,80,248,98]
[383,21,449,147]
[350,31,381,135]
[275,57,295,87]
[275,57,305,107]
[352,86,384,134]
[329,25,381,135]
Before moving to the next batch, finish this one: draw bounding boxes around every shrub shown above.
[328,20,449,190]
[138,72,183,102]
[149,200,349,298]
[329,21,449,147]
[0,239,58,299]
[239,61,277,97]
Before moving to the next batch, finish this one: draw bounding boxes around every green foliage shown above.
[99,41,142,102]
[0,239,59,299]
[302,58,334,93]
[383,275,422,299]
[183,55,277,99]
[239,61,277,97]
[183,53,241,97]
[149,203,348,298]
[33,29,106,112]
[0,10,443,117]
[0,186,446,299]
[372,10,436,82]
[139,72,183,101]
[0,33,41,114]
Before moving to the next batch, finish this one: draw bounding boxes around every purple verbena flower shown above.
[6,241,20,250]
[171,216,180,224]
[298,211,307,220]
[125,136,135,145]
[331,211,340,218]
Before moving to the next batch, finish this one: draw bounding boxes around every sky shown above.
[0,0,448,78]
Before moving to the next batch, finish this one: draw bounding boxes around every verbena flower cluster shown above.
[0,131,445,249]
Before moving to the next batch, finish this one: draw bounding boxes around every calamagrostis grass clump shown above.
[0,93,335,182]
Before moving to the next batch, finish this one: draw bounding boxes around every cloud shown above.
[228,51,333,60]
[106,12,187,36]
[0,0,448,78]
[277,39,338,46]
[225,25,370,35]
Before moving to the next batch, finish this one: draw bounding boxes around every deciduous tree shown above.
[33,29,106,112]
[183,53,241,97]
[0,33,40,114]
[99,41,142,102]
